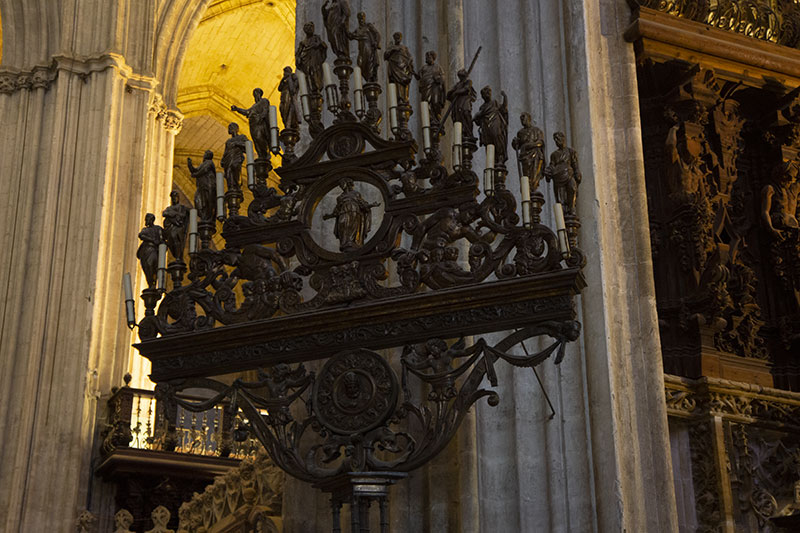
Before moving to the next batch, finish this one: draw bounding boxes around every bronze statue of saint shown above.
[187,150,217,223]
[511,112,545,191]
[446,69,477,139]
[474,86,509,165]
[762,160,800,240]
[221,122,247,190]
[322,0,351,59]
[278,67,301,130]
[162,191,189,260]
[232,88,271,160]
[348,12,381,82]
[296,22,328,93]
[544,132,582,215]
[323,178,380,252]
[137,213,163,288]
[384,32,417,103]
[419,51,446,123]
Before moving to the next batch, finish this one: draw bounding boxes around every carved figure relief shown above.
[323,178,381,252]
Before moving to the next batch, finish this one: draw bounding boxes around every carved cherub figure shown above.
[137,213,163,288]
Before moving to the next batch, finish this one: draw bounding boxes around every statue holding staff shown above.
[446,69,477,139]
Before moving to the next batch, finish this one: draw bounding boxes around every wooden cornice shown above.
[625,7,800,87]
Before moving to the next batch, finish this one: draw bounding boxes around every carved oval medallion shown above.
[313,349,398,435]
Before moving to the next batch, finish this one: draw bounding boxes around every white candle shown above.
[123,272,133,301]
[421,101,431,152]
[353,66,364,116]
[388,83,398,131]
[297,71,311,119]
[554,202,570,256]
[123,272,135,328]
[189,208,198,254]
[246,140,255,187]
[322,62,334,87]
[453,122,463,169]
[486,144,495,170]
[216,171,225,220]
[297,70,309,97]
[520,175,531,203]
[157,243,167,291]
[269,105,279,152]
[484,144,495,194]
[520,175,531,227]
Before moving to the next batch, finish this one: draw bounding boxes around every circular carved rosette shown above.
[313,349,398,435]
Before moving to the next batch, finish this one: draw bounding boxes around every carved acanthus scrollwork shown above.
[160,323,579,484]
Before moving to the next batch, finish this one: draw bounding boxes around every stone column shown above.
[0,1,203,531]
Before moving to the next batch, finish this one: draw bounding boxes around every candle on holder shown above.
[520,175,531,227]
[353,66,364,116]
[297,70,311,119]
[189,208,198,253]
[453,122,463,169]
[322,62,334,88]
[484,144,495,194]
[322,62,338,111]
[245,140,255,188]
[421,101,431,152]
[554,202,570,257]
[156,243,167,291]
[123,272,135,328]
[388,83,398,132]
[269,105,280,153]
[216,171,225,221]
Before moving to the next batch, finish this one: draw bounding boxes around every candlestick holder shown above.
[167,260,187,288]
[225,188,244,217]
[280,127,301,164]
[253,158,272,189]
[141,287,161,318]
[333,58,356,123]
[564,213,586,267]
[362,82,383,133]
[394,101,414,142]
[198,220,216,250]
[530,191,545,225]
[308,90,324,137]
